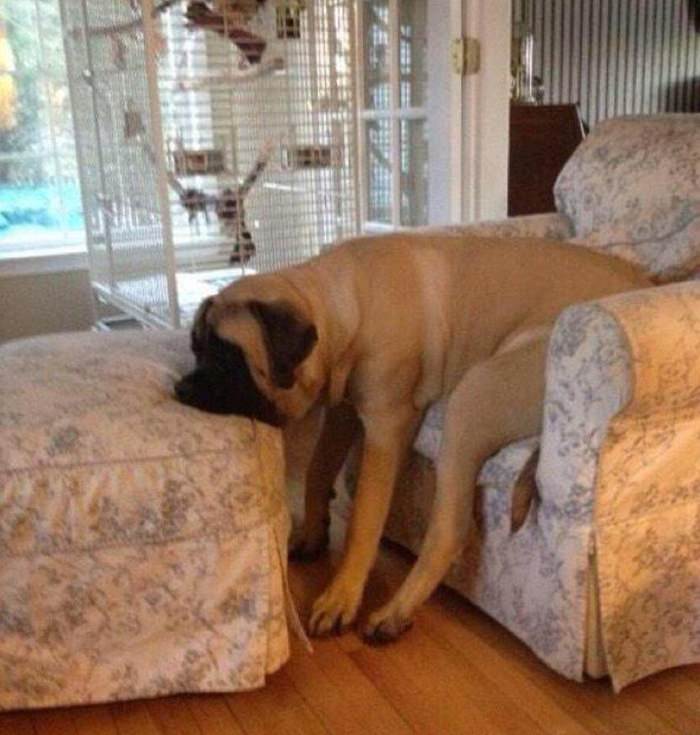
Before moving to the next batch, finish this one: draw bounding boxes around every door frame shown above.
[448,0,511,224]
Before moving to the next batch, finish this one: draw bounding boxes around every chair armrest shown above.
[586,282,700,526]
[579,283,700,690]
[537,301,633,522]
[416,212,574,241]
[597,282,700,413]
[539,281,700,522]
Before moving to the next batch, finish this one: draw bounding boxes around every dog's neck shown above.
[280,262,360,407]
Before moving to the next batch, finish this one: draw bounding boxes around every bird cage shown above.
[61,0,359,328]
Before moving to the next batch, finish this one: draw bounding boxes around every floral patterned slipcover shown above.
[342,114,700,691]
[555,114,700,282]
[593,284,700,690]
[0,331,293,710]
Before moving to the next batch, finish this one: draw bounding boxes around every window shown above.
[0,0,83,260]
[357,0,428,230]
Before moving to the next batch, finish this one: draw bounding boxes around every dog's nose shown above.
[174,375,195,404]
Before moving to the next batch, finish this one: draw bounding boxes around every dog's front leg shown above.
[308,408,419,636]
[290,401,362,562]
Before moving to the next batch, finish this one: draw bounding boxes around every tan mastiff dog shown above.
[175,234,651,641]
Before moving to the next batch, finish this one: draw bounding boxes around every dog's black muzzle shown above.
[175,366,234,415]
[174,360,284,428]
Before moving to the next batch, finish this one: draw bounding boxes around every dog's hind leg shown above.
[363,334,549,642]
[289,401,362,562]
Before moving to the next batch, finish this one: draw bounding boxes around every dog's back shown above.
[300,234,651,403]
[206,232,651,417]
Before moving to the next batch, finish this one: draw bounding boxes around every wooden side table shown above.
[508,103,586,216]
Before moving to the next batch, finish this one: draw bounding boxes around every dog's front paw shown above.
[363,605,414,644]
[308,578,362,636]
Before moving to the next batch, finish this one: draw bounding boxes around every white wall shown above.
[0,269,95,343]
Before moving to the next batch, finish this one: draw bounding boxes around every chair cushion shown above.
[0,330,290,710]
[414,400,539,491]
[554,115,700,282]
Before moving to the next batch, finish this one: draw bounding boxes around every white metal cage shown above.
[61,0,359,327]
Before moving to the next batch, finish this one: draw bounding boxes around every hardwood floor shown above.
[3,538,699,735]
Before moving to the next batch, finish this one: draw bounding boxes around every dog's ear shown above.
[191,296,215,357]
[248,300,318,389]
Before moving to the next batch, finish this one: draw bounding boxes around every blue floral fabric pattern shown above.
[0,331,291,710]
[555,114,700,282]
[594,283,700,690]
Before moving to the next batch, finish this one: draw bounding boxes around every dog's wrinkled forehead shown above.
[192,294,318,390]
[180,288,319,425]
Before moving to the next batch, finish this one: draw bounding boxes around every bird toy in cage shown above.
[184,1,267,65]
[123,98,146,139]
[215,141,273,264]
[161,168,211,229]
[162,140,273,264]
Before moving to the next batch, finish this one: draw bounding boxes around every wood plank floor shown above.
[3,538,699,735]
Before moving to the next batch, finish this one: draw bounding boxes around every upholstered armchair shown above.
[339,114,700,691]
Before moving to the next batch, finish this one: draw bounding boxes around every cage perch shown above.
[172,147,226,176]
[173,56,285,91]
[185,1,267,65]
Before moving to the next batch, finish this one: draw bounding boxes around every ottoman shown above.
[0,330,294,710]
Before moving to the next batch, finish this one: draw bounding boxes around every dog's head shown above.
[174,291,319,426]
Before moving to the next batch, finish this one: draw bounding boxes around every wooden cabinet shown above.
[508,104,586,216]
